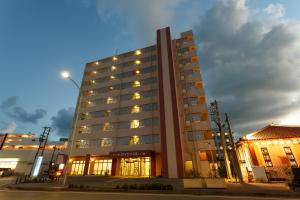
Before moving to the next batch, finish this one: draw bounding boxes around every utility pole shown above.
[29,127,51,177]
[210,100,232,179]
[225,113,243,183]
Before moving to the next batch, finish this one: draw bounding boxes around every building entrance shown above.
[120,157,150,176]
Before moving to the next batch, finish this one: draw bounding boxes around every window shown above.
[131,105,140,113]
[78,126,89,134]
[184,97,198,106]
[186,113,201,122]
[103,123,113,132]
[135,60,141,65]
[130,120,140,128]
[100,138,112,147]
[132,92,140,100]
[110,75,115,80]
[129,136,140,145]
[111,65,117,71]
[71,160,85,175]
[107,97,117,104]
[261,147,273,167]
[135,50,141,55]
[75,140,89,148]
[284,147,298,167]
[133,80,141,87]
[134,69,140,75]
[93,159,112,176]
[116,137,130,145]
[187,131,204,141]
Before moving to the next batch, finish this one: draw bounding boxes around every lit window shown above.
[87,101,92,106]
[103,122,113,132]
[107,97,116,104]
[129,136,140,145]
[113,56,117,61]
[111,65,116,71]
[89,80,95,85]
[130,120,140,128]
[87,90,94,96]
[132,92,140,100]
[105,110,111,116]
[135,60,141,65]
[133,80,141,87]
[109,86,114,90]
[134,70,140,75]
[131,105,140,113]
[100,138,112,147]
[135,50,141,55]
[75,140,89,148]
[92,71,97,75]
[110,75,115,80]
[95,61,99,65]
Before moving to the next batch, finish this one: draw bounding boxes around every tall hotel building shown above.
[67,27,216,179]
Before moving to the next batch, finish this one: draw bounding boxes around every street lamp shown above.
[60,70,81,185]
[60,71,80,89]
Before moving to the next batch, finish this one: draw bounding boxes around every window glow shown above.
[113,56,118,61]
[129,135,140,145]
[95,61,99,65]
[92,71,97,74]
[131,105,140,113]
[135,50,141,55]
[110,75,115,80]
[133,80,140,87]
[111,65,116,71]
[135,70,140,75]
[135,60,141,65]
[130,120,140,128]
[132,92,140,100]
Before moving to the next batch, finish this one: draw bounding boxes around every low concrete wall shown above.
[183,178,226,188]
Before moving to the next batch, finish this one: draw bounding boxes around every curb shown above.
[6,185,300,198]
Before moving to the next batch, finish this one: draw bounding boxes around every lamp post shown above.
[60,71,81,185]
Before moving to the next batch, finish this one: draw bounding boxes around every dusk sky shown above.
[1,0,300,140]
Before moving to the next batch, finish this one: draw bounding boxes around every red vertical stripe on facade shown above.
[83,154,90,175]
[166,27,183,178]
[157,29,168,178]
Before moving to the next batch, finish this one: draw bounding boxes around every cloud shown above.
[51,107,74,137]
[1,96,47,124]
[0,121,17,133]
[93,0,300,136]
[95,0,187,43]
[194,0,300,134]
[0,96,18,109]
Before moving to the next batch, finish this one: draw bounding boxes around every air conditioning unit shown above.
[183,104,188,109]
[182,89,186,94]
[185,121,191,126]
[180,76,185,80]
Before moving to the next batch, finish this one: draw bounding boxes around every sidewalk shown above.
[7,181,300,198]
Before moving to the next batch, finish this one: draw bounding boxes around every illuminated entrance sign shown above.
[110,151,154,158]
[32,156,43,177]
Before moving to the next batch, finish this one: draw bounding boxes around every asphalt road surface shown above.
[0,190,299,200]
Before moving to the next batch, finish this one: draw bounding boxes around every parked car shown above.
[0,168,13,177]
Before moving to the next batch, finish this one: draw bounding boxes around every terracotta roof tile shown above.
[245,124,300,140]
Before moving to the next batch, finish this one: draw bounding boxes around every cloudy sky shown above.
[1,0,300,140]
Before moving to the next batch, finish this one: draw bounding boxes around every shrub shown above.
[138,184,145,190]
[129,184,138,190]
[121,183,128,190]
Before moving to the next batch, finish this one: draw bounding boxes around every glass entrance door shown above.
[120,157,150,176]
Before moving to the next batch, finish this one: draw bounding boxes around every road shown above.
[0,177,16,188]
[0,190,298,200]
